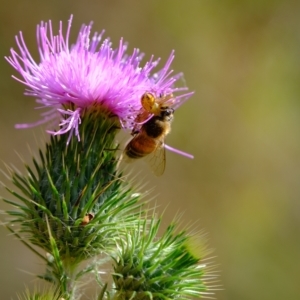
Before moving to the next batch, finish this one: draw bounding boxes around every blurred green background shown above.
[1,0,300,299]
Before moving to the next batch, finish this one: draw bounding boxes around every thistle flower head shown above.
[6,15,193,142]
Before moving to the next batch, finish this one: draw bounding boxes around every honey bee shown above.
[124,105,174,176]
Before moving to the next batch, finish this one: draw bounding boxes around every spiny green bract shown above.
[110,219,212,300]
[3,109,143,272]
[16,286,63,300]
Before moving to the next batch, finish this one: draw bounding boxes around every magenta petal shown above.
[165,144,194,159]
[47,108,82,144]
[6,15,193,145]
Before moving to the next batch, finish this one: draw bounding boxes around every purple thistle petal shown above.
[6,15,193,143]
[165,144,194,159]
[47,108,82,144]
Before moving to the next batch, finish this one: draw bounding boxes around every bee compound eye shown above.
[166,108,174,115]
[160,108,174,118]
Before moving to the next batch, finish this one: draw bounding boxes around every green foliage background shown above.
[0,1,299,299]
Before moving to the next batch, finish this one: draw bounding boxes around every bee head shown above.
[160,107,174,121]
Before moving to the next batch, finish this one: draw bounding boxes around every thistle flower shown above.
[2,16,210,300]
[6,15,193,143]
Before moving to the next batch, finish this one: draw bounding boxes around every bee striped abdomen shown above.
[123,105,174,175]
[125,134,158,159]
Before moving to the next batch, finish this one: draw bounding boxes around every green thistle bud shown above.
[109,219,214,300]
[16,287,63,300]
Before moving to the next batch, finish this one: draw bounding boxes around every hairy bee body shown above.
[124,107,174,175]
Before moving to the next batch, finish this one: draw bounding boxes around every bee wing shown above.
[145,141,166,176]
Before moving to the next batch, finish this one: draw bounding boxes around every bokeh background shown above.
[1,1,300,299]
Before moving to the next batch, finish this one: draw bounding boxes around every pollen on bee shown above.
[142,92,176,116]
[141,92,159,113]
